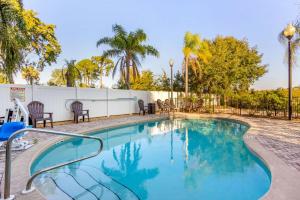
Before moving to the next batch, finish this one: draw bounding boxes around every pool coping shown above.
[175,113,300,200]
[3,113,300,200]
[2,115,169,200]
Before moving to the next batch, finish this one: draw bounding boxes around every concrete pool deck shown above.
[1,113,300,199]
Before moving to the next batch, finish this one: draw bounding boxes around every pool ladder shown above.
[2,128,103,200]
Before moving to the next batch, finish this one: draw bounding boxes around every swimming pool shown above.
[31,118,271,200]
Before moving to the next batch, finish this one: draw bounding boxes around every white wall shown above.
[0,84,173,122]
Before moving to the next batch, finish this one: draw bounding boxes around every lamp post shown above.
[169,59,174,117]
[283,24,296,120]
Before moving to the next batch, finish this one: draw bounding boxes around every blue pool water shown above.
[31,119,271,200]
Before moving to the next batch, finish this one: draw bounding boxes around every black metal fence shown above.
[174,97,300,119]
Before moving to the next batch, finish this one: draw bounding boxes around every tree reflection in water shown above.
[179,119,253,189]
[101,142,159,199]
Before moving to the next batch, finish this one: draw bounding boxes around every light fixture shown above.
[169,59,174,67]
[283,23,296,39]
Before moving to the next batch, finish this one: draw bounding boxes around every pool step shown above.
[43,166,140,200]
[47,171,120,200]
[78,165,140,200]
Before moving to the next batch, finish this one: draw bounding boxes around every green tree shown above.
[173,71,184,92]
[76,59,98,87]
[48,68,66,86]
[97,24,159,89]
[192,36,267,96]
[156,70,170,91]
[22,9,61,70]
[0,0,28,83]
[0,73,8,84]
[0,0,61,83]
[131,70,157,90]
[114,69,157,91]
[91,56,114,88]
[21,65,40,85]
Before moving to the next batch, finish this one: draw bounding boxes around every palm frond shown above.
[112,24,127,36]
[102,49,122,58]
[134,29,147,42]
[96,37,113,47]
[143,45,159,57]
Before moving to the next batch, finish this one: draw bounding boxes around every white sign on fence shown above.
[10,87,25,102]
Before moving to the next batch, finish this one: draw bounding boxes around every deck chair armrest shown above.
[82,109,89,114]
[43,112,53,117]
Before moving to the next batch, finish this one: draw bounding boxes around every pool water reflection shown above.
[32,119,270,200]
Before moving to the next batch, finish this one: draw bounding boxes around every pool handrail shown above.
[3,128,103,200]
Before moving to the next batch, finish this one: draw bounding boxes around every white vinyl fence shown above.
[0,84,179,122]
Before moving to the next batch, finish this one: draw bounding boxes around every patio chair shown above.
[157,99,165,113]
[27,101,53,128]
[193,99,204,112]
[164,99,171,112]
[138,99,148,115]
[184,100,193,113]
[170,99,178,111]
[71,101,90,123]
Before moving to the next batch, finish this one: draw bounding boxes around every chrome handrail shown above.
[3,128,103,200]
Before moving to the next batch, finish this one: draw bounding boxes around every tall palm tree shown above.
[182,32,211,98]
[0,0,28,83]
[97,24,159,89]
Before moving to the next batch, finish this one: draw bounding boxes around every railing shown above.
[174,96,300,119]
[3,128,103,200]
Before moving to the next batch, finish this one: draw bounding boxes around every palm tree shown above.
[96,24,159,89]
[63,60,81,87]
[91,56,114,88]
[0,0,28,83]
[182,32,211,98]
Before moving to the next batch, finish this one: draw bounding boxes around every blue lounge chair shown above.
[0,122,32,151]
[0,122,25,141]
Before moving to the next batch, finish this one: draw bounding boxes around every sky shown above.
[16,0,300,89]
